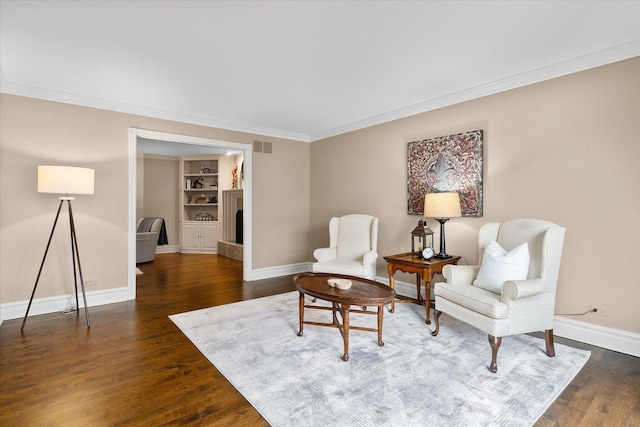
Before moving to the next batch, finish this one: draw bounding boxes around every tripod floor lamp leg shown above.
[21,199,91,330]
[68,201,91,328]
[21,200,64,331]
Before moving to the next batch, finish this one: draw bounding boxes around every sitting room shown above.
[1,1,638,426]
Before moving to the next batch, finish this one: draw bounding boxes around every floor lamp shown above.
[21,166,95,331]
[423,192,462,259]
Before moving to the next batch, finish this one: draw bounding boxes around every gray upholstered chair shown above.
[312,214,379,280]
[136,218,163,264]
[431,219,566,373]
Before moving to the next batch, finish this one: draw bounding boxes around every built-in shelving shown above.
[179,156,219,253]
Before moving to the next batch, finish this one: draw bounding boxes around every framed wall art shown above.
[407,130,483,217]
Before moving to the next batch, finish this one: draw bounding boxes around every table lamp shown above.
[423,192,461,259]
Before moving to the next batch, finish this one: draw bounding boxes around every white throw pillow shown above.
[473,240,530,294]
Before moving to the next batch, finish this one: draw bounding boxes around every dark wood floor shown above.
[1,253,638,426]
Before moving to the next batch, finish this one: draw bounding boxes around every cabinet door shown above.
[201,222,218,251]
[181,223,201,250]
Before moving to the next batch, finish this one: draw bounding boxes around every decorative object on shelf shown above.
[411,219,434,258]
[202,167,210,174]
[22,165,95,330]
[199,163,206,174]
[195,193,208,204]
[195,212,214,221]
[232,165,238,189]
[424,192,462,259]
[407,130,483,217]
[192,178,204,189]
[185,178,191,190]
[209,196,217,204]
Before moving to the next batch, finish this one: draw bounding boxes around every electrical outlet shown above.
[84,278,97,287]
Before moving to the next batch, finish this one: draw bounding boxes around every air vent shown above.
[263,141,273,154]
[253,140,273,155]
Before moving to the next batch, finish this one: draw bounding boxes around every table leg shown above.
[377,305,385,347]
[341,303,350,361]
[297,292,304,336]
[416,274,423,303]
[388,273,396,313]
[424,281,431,325]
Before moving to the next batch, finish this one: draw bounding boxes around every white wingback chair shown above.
[312,214,379,280]
[431,219,566,373]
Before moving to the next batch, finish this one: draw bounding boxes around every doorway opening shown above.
[127,128,253,300]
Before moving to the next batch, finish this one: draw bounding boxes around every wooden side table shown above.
[383,252,461,324]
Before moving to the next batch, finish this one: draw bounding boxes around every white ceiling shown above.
[1,1,639,142]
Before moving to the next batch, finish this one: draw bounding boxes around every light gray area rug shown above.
[170,291,590,426]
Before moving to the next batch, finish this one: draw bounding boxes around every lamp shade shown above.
[424,192,461,218]
[38,166,95,195]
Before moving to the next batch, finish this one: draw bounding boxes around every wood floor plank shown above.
[1,253,638,426]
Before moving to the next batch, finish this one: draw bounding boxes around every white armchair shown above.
[312,214,379,280]
[431,219,566,373]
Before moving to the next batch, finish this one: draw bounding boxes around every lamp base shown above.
[434,253,452,259]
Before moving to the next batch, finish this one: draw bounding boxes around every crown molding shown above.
[0,79,311,143]
[2,40,638,144]
[309,40,640,142]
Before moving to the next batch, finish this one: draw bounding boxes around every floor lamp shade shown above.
[38,166,94,195]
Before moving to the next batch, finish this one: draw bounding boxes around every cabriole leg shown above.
[430,310,441,337]
[488,335,502,373]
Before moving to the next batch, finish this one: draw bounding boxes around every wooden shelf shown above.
[184,173,218,177]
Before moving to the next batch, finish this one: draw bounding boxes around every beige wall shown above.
[139,155,179,245]
[253,141,311,267]
[310,58,640,333]
[0,94,310,303]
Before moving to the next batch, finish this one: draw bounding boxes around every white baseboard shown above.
[156,245,179,254]
[250,262,312,281]
[0,286,130,322]
[554,316,640,358]
[375,275,420,300]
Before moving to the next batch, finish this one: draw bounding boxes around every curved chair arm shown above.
[136,231,158,240]
[362,250,378,266]
[501,278,546,302]
[313,247,336,262]
[442,265,479,286]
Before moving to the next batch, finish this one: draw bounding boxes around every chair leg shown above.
[430,310,441,337]
[545,329,556,357]
[488,335,502,373]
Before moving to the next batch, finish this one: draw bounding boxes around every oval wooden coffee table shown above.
[293,272,395,361]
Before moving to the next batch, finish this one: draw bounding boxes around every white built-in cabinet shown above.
[180,222,218,252]
[179,156,219,254]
